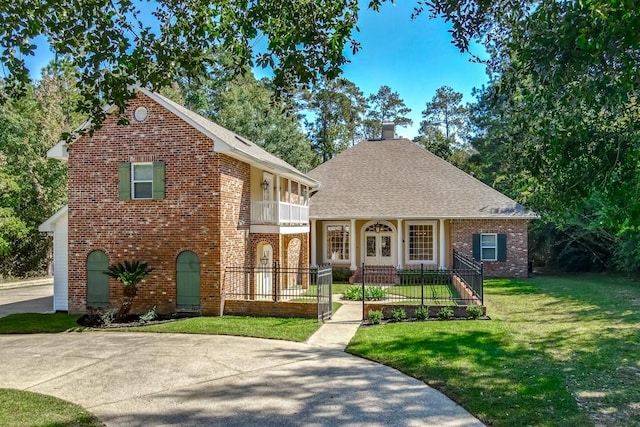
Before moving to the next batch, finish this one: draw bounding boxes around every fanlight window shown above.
[365,223,392,232]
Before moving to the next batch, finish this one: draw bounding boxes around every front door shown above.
[364,231,394,266]
[256,243,273,299]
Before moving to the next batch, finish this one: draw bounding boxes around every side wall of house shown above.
[67,93,226,315]
[450,218,529,278]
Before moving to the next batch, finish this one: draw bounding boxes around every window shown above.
[118,161,165,200]
[325,223,350,262]
[472,233,507,262]
[132,163,153,199]
[480,233,497,261]
[406,222,436,263]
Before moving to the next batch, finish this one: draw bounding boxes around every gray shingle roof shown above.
[140,88,317,186]
[307,139,537,219]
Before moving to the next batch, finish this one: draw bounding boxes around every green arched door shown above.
[87,250,109,307]
[177,251,200,311]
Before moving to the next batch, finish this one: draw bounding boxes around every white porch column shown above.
[310,219,317,267]
[350,218,357,271]
[275,174,281,223]
[397,218,403,269]
[439,218,446,269]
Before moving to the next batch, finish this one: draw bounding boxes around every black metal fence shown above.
[353,252,483,307]
[453,250,484,303]
[224,263,331,303]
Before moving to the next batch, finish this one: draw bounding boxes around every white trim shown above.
[404,220,438,265]
[39,205,69,232]
[46,141,68,161]
[322,221,351,264]
[396,219,403,269]
[350,219,357,271]
[131,162,154,200]
[310,219,317,267]
[360,220,396,266]
[250,225,309,235]
[480,233,498,261]
[439,219,446,269]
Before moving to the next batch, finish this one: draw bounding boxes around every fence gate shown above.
[317,265,333,321]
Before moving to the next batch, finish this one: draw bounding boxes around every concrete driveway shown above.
[0,282,53,318]
[0,332,483,426]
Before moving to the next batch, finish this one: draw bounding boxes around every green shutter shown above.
[87,250,109,307]
[177,251,200,310]
[472,234,480,260]
[497,233,507,261]
[152,161,165,200]
[118,162,131,200]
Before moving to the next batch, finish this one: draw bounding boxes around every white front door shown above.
[364,231,395,266]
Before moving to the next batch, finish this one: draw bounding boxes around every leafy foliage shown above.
[465,304,483,319]
[104,260,153,320]
[437,306,454,320]
[360,85,412,139]
[367,309,384,325]
[415,305,429,320]
[391,307,407,321]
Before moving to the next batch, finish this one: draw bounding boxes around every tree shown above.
[206,73,318,172]
[0,65,79,277]
[419,86,469,149]
[104,260,153,320]
[303,78,366,162]
[0,0,362,127]
[361,85,412,139]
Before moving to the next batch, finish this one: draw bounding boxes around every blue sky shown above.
[23,1,488,139]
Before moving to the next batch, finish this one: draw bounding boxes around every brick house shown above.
[307,126,537,278]
[40,88,317,314]
[40,93,535,315]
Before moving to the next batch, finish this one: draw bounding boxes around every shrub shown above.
[437,306,454,320]
[332,267,352,282]
[140,306,157,322]
[343,286,387,301]
[367,309,383,325]
[365,286,387,301]
[343,286,363,300]
[99,308,118,326]
[415,305,429,320]
[391,307,407,321]
[466,304,483,319]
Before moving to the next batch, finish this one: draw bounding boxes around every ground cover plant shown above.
[0,313,82,333]
[347,274,640,426]
[0,388,102,427]
[121,315,321,342]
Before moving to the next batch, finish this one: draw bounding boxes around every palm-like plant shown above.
[104,260,153,320]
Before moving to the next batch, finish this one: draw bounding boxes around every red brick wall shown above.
[450,219,529,277]
[224,300,317,318]
[250,234,280,266]
[67,92,249,315]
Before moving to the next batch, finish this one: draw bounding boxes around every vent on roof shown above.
[381,122,395,140]
[235,135,252,146]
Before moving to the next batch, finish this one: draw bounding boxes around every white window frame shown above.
[480,233,498,261]
[404,220,437,265]
[323,221,351,264]
[131,162,153,200]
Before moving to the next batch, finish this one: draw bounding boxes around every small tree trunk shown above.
[116,286,137,320]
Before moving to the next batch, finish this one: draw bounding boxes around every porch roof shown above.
[307,139,537,220]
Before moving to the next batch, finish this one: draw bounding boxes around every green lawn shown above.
[0,313,82,334]
[385,284,460,300]
[121,315,321,342]
[0,388,102,427]
[302,283,353,296]
[347,274,640,426]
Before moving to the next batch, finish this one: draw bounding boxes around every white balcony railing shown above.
[251,201,309,225]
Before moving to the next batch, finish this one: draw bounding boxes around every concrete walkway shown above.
[307,297,362,350]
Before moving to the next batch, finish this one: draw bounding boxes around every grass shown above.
[0,313,82,334]
[0,388,102,427]
[386,284,460,299]
[347,274,640,426]
[302,283,353,296]
[120,315,321,342]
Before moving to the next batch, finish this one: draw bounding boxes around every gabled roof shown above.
[50,87,317,187]
[39,205,68,232]
[307,139,537,220]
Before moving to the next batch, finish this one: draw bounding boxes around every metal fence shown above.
[354,252,483,307]
[224,263,332,302]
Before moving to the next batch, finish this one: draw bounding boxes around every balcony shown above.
[251,201,309,225]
